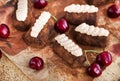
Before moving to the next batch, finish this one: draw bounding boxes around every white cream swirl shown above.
[30,11,51,38]
[75,23,109,37]
[64,4,98,13]
[55,34,83,57]
[16,0,28,21]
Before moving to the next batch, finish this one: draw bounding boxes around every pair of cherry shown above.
[87,51,112,77]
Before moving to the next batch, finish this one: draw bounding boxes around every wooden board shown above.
[0,53,32,81]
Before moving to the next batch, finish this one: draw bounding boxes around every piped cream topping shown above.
[55,34,83,57]
[16,0,28,21]
[30,11,51,38]
[75,23,109,37]
[64,4,98,13]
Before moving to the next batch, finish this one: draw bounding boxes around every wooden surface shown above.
[2,46,120,81]
[0,0,120,81]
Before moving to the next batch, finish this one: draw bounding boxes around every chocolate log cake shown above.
[23,11,56,48]
[12,0,36,31]
[64,4,98,26]
[52,34,86,68]
[71,23,110,47]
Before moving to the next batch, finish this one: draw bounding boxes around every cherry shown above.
[29,56,44,70]
[87,63,102,77]
[0,24,10,39]
[33,0,47,9]
[0,50,2,59]
[55,18,69,33]
[96,51,112,67]
[107,4,120,18]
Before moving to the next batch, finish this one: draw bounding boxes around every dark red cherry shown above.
[33,0,47,9]
[0,50,2,59]
[87,63,102,77]
[29,56,44,70]
[55,18,69,33]
[0,24,10,39]
[107,4,120,18]
[96,51,112,67]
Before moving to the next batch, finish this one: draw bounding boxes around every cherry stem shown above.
[84,50,100,54]
[51,15,58,21]
[84,52,91,66]
[84,50,100,66]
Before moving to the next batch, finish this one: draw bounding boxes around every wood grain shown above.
[0,53,31,81]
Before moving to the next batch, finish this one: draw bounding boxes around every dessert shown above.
[71,23,110,47]
[12,0,36,31]
[52,34,85,68]
[23,11,56,48]
[64,4,98,26]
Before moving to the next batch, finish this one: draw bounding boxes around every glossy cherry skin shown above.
[87,63,102,77]
[0,50,2,59]
[107,4,120,18]
[0,24,10,39]
[55,18,69,33]
[33,0,47,9]
[96,51,112,67]
[29,57,44,70]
